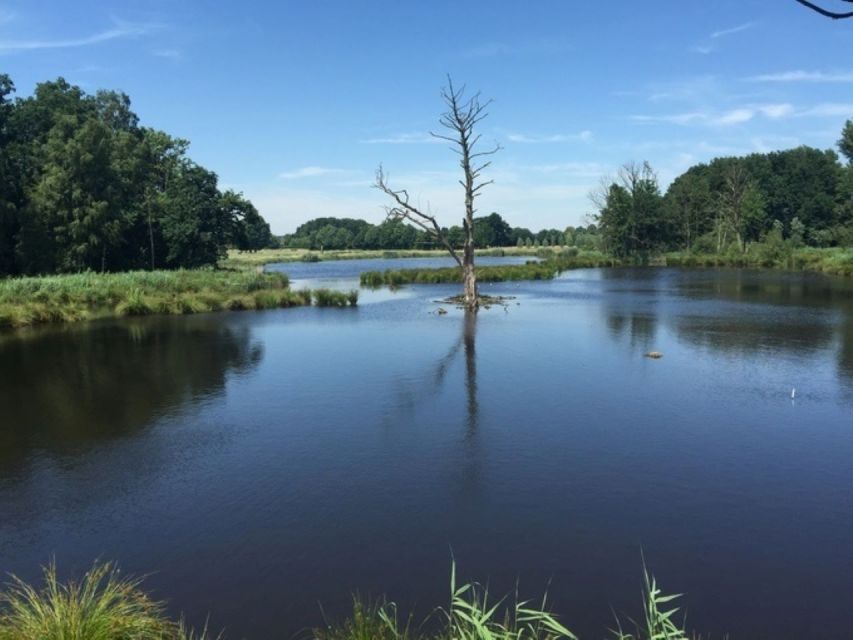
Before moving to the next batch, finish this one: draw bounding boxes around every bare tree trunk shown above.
[147,200,156,271]
[374,77,499,311]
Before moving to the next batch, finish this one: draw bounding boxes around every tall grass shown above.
[313,289,359,307]
[0,560,699,640]
[316,562,693,640]
[0,269,357,330]
[359,251,617,287]
[0,561,212,640]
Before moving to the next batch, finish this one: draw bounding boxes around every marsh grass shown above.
[0,269,353,329]
[0,561,178,640]
[223,247,538,269]
[359,251,617,287]
[313,289,359,307]
[0,560,701,640]
[663,246,853,276]
[315,563,700,640]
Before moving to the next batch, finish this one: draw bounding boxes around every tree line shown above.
[595,122,853,258]
[282,212,600,251]
[0,75,274,276]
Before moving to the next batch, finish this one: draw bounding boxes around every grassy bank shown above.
[360,251,617,287]
[663,246,853,277]
[223,246,539,269]
[0,561,695,640]
[0,269,357,330]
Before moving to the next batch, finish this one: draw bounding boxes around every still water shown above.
[2,261,853,639]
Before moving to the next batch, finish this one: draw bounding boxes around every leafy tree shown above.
[839,120,853,165]
[595,162,664,258]
[0,74,274,274]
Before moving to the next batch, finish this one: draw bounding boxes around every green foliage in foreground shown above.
[0,561,695,640]
[0,269,357,329]
[359,251,617,287]
[317,562,692,640]
[0,561,209,640]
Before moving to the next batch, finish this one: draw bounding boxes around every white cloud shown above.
[757,103,794,118]
[524,162,605,178]
[152,48,181,59]
[359,132,442,144]
[278,166,348,180]
[0,18,162,53]
[631,112,707,125]
[713,108,754,125]
[507,130,592,143]
[632,103,794,127]
[798,103,853,118]
[690,45,714,55]
[745,69,853,83]
[710,22,755,39]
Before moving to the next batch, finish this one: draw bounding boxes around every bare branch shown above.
[373,77,500,308]
[795,0,853,18]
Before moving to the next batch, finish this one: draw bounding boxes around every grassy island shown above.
[0,270,356,330]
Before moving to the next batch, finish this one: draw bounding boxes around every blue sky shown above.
[2,1,853,233]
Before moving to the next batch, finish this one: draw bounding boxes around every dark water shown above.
[2,263,853,639]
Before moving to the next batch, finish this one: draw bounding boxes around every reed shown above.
[0,560,699,640]
[0,269,350,330]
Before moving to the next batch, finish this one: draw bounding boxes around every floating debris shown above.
[645,351,664,359]
[436,307,448,315]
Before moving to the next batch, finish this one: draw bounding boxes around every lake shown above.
[1,259,852,639]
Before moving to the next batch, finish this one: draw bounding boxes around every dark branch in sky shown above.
[795,0,853,19]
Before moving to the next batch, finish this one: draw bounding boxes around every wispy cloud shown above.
[631,103,794,127]
[798,103,853,117]
[690,45,714,55]
[152,48,181,59]
[507,130,592,143]
[745,69,853,83]
[460,37,570,58]
[0,18,162,53]
[278,166,348,180]
[710,22,755,39]
[524,161,605,177]
[359,132,441,144]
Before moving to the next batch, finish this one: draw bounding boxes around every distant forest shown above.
[281,212,600,251]
[0,75,274,276]
[596,122,853,258]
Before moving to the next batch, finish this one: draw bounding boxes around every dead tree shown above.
[795,0,853,19]
[375,78,500,310]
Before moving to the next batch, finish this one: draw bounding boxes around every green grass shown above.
[0,560,702,640]
[223,246,540,269]
[663,246,853,276]
[0,561,211,640]
[0,269,354,330]
[359,251,617,287]
[313,288,359,307]
[316,562,695,640]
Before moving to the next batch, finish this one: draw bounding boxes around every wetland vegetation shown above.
[0,561,693,640]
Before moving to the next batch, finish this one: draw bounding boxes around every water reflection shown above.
[463,311,478,437]
[0,316,264,473]
[597,268,661,350]
[593,268,853,389]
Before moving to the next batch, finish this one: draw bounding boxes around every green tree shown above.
[595,162,664,258]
